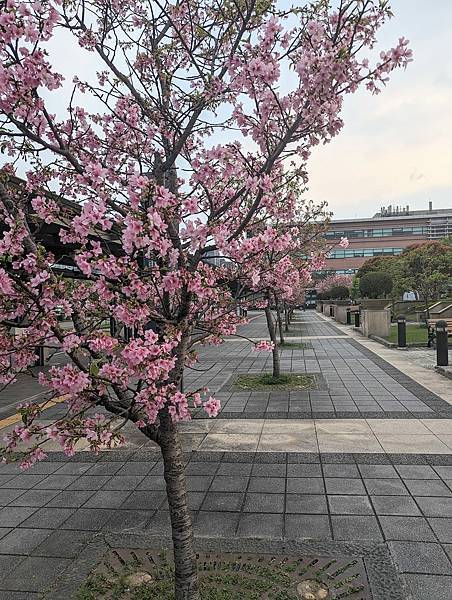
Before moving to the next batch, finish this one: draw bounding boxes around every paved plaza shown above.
[1,311,452,599]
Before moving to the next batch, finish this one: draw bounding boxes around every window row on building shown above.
[325,226,427,239]
[328,247,403,259]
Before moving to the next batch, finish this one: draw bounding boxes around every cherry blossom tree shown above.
[316,272,353,295]
[0,1,411,597]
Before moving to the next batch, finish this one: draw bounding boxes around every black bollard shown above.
[329,305,334,317]
[436,320,449,366]
[354,311,360,328]
[397,315,407,348]
[346,310,351,325]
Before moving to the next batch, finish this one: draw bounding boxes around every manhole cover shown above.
[86,549,371,599]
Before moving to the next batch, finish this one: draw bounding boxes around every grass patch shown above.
[279,341,304,350]
[235,373,315,390]
[384,324,428,345]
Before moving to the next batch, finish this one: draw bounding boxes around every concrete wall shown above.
[361,309,391,338]
[335,305,349,324]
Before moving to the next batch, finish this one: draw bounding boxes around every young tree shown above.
[0,1,411,597]
[394,242,452,318]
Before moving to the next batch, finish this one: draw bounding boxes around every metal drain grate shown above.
[95,549,371,599]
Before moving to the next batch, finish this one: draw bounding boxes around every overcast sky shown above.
[24,1,452,221]
[307,0,452,219]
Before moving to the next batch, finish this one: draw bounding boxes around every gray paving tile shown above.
[19,507,75,529]
[115,462,156,476]
[186,476,214,491]
[251,464,285,477]
[4,475,48,490]
[82,490,132,509]
[53,462,93,475]
[31,529,93,558]
[284,514,331,540]
[286,478,325,495]
[286,494,328,515]
[0,489,26,505]
[85,462,124,476]
[209,476,248,493]
[237,513,284,539]
[396,465,440,480]
[322,464,360,478]
[389,541,452,575]
[104,510,151,533]
[416,497,452,518]
[428,518,452,543]
[46,490,95,508]
[201,492,244,512]
[101,475,144,490]
[194,511,240,537]
[379,516,436,542]
[405,574,452,600]
[325,478,366,495]
[59,508,112,531]
[328,495,373,515]
[405,480,452,497]
[215,462,251,477]
[120,491,166,511]
[248,477,285,494]
[364,479,409,496]
[66,475,112,491]
[1,556,71,592]
[371,496,421,516]
[0,506,37,527]
[357,464,399,479]
[287,464,322,478]
[434,467,452,479]
[331,516,383,541]
[11,489,59,507]
[243,493,284,513]
[0,528,52,555]
[34,475,79,490]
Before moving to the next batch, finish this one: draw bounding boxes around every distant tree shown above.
[316,274,352,294]
[393,242,452,318]
[329,285,350,299]
[356,255,397,278]
[360,271,393,299]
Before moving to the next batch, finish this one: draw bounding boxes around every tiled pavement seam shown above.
[1,453,452,598]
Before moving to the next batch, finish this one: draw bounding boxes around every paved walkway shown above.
[0,311,452,599]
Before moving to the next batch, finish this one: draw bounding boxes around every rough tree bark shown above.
[274,295,285,345]
[264,294,280,378]
[159,410,200,600]
[284,302,289,333]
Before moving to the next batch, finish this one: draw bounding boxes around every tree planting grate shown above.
[84,548,372,599]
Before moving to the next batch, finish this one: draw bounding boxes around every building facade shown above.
[324,204,452,275]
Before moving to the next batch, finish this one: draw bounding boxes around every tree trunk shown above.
[264,301,280,378]
[275,296,285,345]
[159,412,200,600]
[284,303,289,332]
